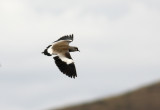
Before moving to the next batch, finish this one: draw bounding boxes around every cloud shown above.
[0,0,160,110]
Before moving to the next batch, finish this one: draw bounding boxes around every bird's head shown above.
[75,47,80,52]
[69,46,80,52]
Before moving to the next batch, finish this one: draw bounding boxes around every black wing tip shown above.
[64,34,74,37]
[62,34,74,40]
[54,56,77,78]
[54,34,74,42]
[67,63,77,78]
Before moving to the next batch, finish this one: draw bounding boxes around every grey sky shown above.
[0,0,160,110]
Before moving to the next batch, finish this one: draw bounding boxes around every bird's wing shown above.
[53,52,77,78]
[54,34,74,43]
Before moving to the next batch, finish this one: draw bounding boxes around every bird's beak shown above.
[78,50,80,52]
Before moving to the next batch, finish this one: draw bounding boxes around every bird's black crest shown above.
[54,34,73,42]
[53,56,77,78]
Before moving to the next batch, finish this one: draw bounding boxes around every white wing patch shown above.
[58,54,74,64]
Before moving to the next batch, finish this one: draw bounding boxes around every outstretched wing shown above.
[53,53,77,78]
[54,34,74,43]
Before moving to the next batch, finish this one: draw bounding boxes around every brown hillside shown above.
[58,82,160,110]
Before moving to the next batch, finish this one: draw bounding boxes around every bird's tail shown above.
[42,45,52,56]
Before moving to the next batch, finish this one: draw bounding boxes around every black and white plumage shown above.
[42,34,79,78]
[54,34,73,43]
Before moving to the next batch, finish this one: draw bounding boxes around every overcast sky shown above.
[0,0,160,110]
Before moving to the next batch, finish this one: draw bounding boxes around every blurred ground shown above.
[57,81,160,110]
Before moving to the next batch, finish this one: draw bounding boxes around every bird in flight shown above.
[42,34,79,78]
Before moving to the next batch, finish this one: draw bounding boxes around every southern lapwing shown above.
[42,34,79,78]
